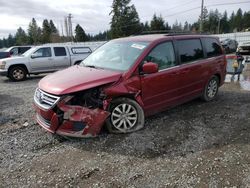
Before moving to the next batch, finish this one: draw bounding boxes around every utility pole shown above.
[67,13,73,41]
[199,0,204,33]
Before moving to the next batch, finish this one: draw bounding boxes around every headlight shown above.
[237,47,242,51]
[0,61,6,69]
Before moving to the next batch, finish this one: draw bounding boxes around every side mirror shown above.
[31,54,40,59]
[142,62,158,74]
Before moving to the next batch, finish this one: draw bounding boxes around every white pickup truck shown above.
[0,44,92,81]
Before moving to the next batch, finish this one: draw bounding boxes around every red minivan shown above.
[34,34,227,137]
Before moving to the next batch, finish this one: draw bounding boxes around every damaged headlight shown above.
[0,61,6,69]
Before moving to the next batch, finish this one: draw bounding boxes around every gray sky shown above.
[0,0,249,38]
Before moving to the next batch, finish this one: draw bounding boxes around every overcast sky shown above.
[0,0,249,38]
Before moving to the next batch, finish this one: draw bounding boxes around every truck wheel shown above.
[9,66,27,81]
[106,98,145,134]
[201,76,219,102]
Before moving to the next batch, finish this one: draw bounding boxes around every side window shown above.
[204,38,223,57]
[32,47,51,58]
[144,42,176,70]
[177,39,204,63]
[10,48,18,55]
[54,47,67,56]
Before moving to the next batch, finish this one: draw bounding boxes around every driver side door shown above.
[30,47,55,72]
[140,41,182,115]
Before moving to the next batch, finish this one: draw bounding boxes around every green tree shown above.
[49,20,58,34]
[220,11,230,33]
[110,0,141,38]
[150,14,165,31]
[234,8,243,31]
[15,27,28,45]
[183,21,190,31]
[243,11,250,30]
[28,18,41,44]
[42,19,52,43]
[75,24,88,42]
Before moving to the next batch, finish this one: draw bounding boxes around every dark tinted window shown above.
[19,47,31,54]
[177,39,204,63]
[54,47,67,56]
[145,42,176,70]
[204,38,223,57]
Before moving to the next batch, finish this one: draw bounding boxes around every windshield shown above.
[81,40,149,71]
[22,47,37,57]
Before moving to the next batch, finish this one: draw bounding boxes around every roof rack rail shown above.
[137,30,207,36]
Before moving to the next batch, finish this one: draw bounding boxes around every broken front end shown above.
[34,88,110,137]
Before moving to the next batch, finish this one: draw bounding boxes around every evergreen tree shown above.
[184,21,190,31]
[49,20,58,34]
[220,11,230,33]
[150,14,165,31]
[15,27,28,45]
[42,19,52,43]
[75,24,88,42]
[235,8,243,31]
[110,0,141,38]
[28,18,41,44]
[243,11,250,30]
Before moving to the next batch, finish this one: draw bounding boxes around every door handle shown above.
[48,58,53,60]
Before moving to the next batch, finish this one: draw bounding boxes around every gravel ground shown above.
[0,65,250,188]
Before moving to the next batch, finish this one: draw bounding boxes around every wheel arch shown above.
[8,64,29,76]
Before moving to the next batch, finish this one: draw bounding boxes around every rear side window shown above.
[71,47,92,54]
[145,42,176,70]
[204,38,223,57]
[54,47,67,56]
[177,39,204,63]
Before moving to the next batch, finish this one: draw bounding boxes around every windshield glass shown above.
[22,47,37,57]
[81,41,149,71]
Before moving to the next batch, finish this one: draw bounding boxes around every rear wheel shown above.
[106,98,145,133]
[9,66,27,81]
[201,76,219,101]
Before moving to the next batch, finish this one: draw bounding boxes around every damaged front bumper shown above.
[34,95,110,138]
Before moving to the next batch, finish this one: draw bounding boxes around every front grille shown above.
[34,88,60,110]
[241,46,250,50]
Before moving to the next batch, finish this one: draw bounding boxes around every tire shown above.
[201,76,219,102]
[106,98,145,134]
[9,66,27,81]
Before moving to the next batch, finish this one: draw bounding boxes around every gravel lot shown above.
[0,64,250,187]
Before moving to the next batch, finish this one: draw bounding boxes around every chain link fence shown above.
[212,32,250,44]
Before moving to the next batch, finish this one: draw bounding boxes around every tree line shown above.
[1,0,250,48]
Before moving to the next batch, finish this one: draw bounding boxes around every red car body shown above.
[34,34,227,137]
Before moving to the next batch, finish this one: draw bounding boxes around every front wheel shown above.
[201,76,219,101]
[9,66,27,81]
[106,98,145,134]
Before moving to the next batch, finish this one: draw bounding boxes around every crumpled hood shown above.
[39,65,122,95]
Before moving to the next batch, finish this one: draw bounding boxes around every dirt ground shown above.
[0,64,250,188]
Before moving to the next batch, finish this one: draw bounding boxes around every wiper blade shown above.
[84,65,104,69]
[85,65,96,68]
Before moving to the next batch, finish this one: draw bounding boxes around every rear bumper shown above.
[34,98,110,138]
[0,69,8,76]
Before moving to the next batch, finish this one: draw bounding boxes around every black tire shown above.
[9,66,27,81]
[106,98,145,134]
[201,76,219,102]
